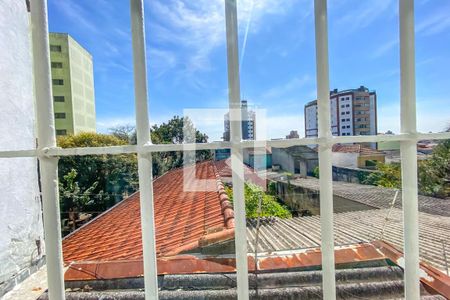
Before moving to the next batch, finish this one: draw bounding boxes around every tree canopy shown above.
[364,139,450,198]
[109,116,211,176]
[57,132,139,216]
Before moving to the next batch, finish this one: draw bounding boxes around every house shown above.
[271,146,318,176]
[332,144,385,169]
[243,147,272,170]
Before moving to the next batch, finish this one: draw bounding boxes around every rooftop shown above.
[63,160,236,262]
[247,208,450,274]
[332,144,385,156]
[279,176,450,217]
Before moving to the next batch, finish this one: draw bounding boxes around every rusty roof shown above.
[63,160,235,263]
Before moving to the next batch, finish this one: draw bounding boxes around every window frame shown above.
[0,1,444,300]
[51,62,62,68]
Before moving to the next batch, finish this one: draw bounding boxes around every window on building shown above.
[54,96,65,102]
[54,112,66,119]
[50,45,61,52]
[52,79,64,85]
[346,104,350,107]
[346,111,350,114]
[56,129,67,135]
[51,62,63,68]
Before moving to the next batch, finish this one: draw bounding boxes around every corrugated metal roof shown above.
[247,208,450,274]
[283,177,450,217]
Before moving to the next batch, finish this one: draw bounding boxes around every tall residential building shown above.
[304,86,377,138]
[223,100,256,141]
[49,33,96,136]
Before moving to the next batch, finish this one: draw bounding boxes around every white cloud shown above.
[376,99,450,134]
[334,0,397,35]
[371,39,398,59]
[265,113,305,139]
[147,0,299,76]
[416,9,450,36]
[263,75,312,99]
[52,1,98,33]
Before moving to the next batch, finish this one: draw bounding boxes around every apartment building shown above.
[49,33,96,136]
[304,86,377,138]
[223,100,256,141]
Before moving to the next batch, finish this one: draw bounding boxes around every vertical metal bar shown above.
[314,0,336,299]
[130,1,159,299]
[399,0,419,298]
[224,0,249,299]
[30,1,65,299]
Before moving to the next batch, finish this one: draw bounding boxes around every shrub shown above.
[226,183,292,219]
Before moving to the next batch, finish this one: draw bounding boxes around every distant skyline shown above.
[48,0,450,140]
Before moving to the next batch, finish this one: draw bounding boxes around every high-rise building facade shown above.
[223,100,256,141]
[304,86,377,138]
[49,33,96,136]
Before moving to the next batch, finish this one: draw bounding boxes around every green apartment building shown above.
[49,33,96,136]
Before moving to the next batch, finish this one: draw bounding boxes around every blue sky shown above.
[48,0,450,140]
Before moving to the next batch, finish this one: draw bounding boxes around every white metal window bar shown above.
[0,0,446,299]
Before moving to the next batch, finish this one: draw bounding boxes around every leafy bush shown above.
[313,166,320,178]
[226,183,292,219]
[363,162,401,188]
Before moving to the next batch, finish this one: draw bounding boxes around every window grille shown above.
[0,0,446,299]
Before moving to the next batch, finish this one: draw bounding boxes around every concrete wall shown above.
[332,166,376,184]
[331,152,358,168]
[273,181,374,215]
[68,35,96,133]
[272,148,295,173]
[0,0,44,293]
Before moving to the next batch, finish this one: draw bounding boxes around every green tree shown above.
[312,166,320,179]
[57,132,139,215]
[59,169,99,213]
[109,116,212,177]
[226,183,292,219]
[419,139,450,198]
[363,162,401,189]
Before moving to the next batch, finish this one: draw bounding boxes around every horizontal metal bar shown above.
[1,131,449,159]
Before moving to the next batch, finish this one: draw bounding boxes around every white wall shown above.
[331,152,358,168]
[0,0,44,284]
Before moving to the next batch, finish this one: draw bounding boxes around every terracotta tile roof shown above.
[215,158,266,187]
[332,144,384,156]
[63,160,235,263]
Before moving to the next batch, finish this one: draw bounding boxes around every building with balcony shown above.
[304,86,377,138]
[49,33,96,136]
